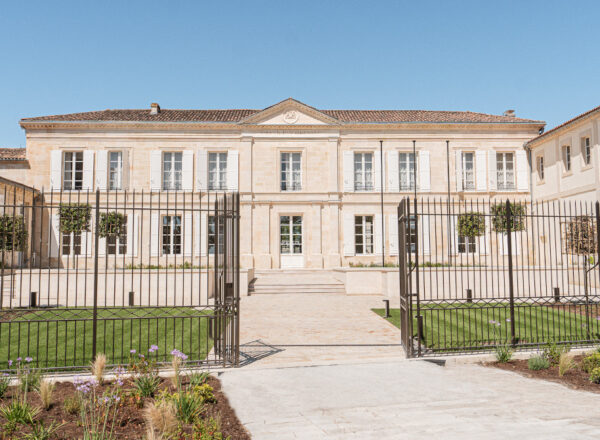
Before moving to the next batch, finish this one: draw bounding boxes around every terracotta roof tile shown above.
[527,104,600,146]
[21,108,543,125]
[0,148,26,161]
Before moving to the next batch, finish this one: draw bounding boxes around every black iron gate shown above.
[398,197,600,357]
[0,188,240,370]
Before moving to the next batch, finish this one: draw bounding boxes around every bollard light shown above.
[383,299,390,318]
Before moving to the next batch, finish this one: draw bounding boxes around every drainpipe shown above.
[380,140,385,267]
[524,143,533,204]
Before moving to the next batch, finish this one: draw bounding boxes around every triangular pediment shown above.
[240,98,340,126]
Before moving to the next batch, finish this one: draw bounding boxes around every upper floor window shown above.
[109,151,123,190]
[162,215,181,255]
[163,152,182,190]
[354,215,373,254]
[461,152,475,190]
[281,152,302,191]
[399,152,417,191]
[562,145,571,172]
[537,155,544,181]
[208,152,227,190]
[354,153,373,191]
[496,152,515,191]
[63,151,83,190]
[582,137,591,166]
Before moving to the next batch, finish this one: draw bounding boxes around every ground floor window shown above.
[62,232,82,256]
[355,215,374,254]
[162,215,182,255]
[208,215,224,255]
[107,216,127,255]
[280,215,302,254]
[458,235,477,253]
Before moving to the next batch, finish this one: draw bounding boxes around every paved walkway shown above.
[221,359,600,439]
[237,293,404,367]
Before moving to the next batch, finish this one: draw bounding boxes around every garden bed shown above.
[487,354,600,394]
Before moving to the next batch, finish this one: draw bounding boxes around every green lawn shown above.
[373,302,600,351]
[0,307,214,370]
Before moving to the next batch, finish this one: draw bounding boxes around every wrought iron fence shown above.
[0,187,240,370]
[398,197,600,357]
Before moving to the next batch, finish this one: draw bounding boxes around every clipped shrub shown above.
[490,202,526,233]
[0,215,27,251]
[590,367,600,384]
[58,204,91,234]
[193,383,216,404]
[565,216,597,255]
[528,355,550,371]
[98,212,126,238]
[582,353,600,373]
[457,212,486,238]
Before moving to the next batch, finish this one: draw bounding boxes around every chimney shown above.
[503,109,515,117]
[150,103,160,115]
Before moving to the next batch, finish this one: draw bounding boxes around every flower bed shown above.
[487,349,600,394]
[0,351,250,439]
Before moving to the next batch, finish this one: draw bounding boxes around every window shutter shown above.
[150,151,162,191]
[479,217,489,256]
[488,151,497,191]
[96,150,107,190]
[373,151,382,191]
[343,152,354,192]
[455,151,463,192]
[419,151,431,192]
[122,150,130,190]
[476,150,487,192]
[500,232,520,255]
[227,150,239,191]
[374,213,382,255]
[98,236,106,256]
[49,213,60,257]
[516,150,528,191]
[200,213,207,256]
[450,215,458,255]
[389,214,398,256]
[183,213,193,256]
[182,150,194,191]
[50,150,62,190]
[387,151,399,192]
[81,230,92,256]
[193,212,202,256]
[82,151,95,190]
[126,214,139,256]
[343,212,354,256]
[421,214,430,255]
[150,213,159,256]
[196,150,208,191]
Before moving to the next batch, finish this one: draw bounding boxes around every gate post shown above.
[92,189,100,359]
[505,199,516,346]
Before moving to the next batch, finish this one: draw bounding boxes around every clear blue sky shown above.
[1,0,598,147]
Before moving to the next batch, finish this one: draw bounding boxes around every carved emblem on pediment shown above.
[283,110,299,124]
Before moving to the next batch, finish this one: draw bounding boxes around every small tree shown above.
[490,202,527,233]
[98,212,126,238]
[58,204,91,234]
[0,215,27,251]
[457,212,486,238]
[565,216,597,256]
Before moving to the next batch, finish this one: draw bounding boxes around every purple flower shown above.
[149,345,159,353]
[7,360,12,367]
[505,319,511,323]
[130,349,136,354]
[170,349,188,360]
[16,357,21,362]
[489,320,496,325]
[25,357,33,363]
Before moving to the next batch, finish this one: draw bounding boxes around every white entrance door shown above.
[280,215,304,268]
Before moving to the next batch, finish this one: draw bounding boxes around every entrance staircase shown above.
[249,269,346,295]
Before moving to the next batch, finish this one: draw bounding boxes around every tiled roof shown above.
[21,108,542,124]
[0,148,26,161]
[527,104,600,146]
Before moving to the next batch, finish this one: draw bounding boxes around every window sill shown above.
[562,171,573,178]
[581,165,593,171]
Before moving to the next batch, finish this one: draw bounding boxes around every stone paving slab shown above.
[238,293,404,367]
[220,360,600,439]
